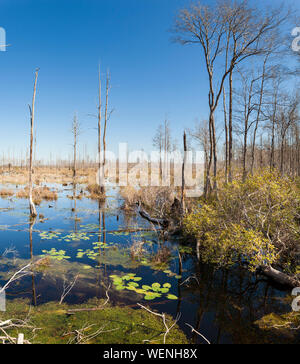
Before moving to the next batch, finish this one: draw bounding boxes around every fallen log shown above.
[259,265,300,288]
[136,203,169,228]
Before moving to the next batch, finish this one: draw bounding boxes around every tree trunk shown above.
[73,114,77,179]
[228,70,233,182]
[98,64,102,189]
[223,87,229,184]
[260,265,300,288]
[29,69,39,218]
[102,70,110,194]
[181,131,187,217]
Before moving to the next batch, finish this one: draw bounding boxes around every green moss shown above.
[254,312,300,343]
[0,299,188,344]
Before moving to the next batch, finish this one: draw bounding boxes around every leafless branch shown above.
[185,323,211,344]
[59,274,79,304]
[137,303,181,344]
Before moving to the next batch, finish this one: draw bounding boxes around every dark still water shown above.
[0,184,297,344]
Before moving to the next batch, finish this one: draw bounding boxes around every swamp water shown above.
[0,183,298,344]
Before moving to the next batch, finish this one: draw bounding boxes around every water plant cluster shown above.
[39,230,92,242]
[110,273,178,301]
[76,242,112,260]
[41,248,71,260]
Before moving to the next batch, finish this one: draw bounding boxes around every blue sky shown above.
[0,0,299,161]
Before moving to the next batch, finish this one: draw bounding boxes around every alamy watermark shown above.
[291,287,300,312]
[96,143,205,197]
[0,27,6,52]
[292,27,300,52]
[0,286,6,311]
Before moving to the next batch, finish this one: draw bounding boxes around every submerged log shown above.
[136,203,169,228]
[260,265,300,288]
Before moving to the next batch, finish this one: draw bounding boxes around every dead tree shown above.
[153,120,172,183]
[28,69,39,218]
[97,64,102,189]
[102,70,112,189]
[71,113,80,180]
[153,124,164,181]
[181,131,187,217]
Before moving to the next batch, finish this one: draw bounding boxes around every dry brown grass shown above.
[0,166,99,185]
[120,186,175,217]
[119,186,138,206]
[0,189,14,197]
[151,246,172,265]
[16,186,58,205]
[86,184,106,200]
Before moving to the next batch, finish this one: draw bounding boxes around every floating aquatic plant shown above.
[62,232,91,242]
[108,231,130,236]
[79,224,102,231]
[76,242,113,260]
[163,269,182,280]
[76,248,98,260]
[41,248,71,261]
[39,231,62,240]
[39,230,91,242]
[109,274,177,301]
[92,241,112,249]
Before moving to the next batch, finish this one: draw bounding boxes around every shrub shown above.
[184,170,300,273]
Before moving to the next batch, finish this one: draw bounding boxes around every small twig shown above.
[185,323,210,344]
[59,275,79,304]
[64,322,118,344]
[180,274,200,286]
[138,303,181,344]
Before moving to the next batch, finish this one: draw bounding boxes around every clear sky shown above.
[0,0,299,162]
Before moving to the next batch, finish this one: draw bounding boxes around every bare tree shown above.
[28,69,39,218]
[153,124,164,180]
[97,64,102,189]
[234,68,260,180]
[71,113,80,180]
[153,120,172,182]
[181,131,187,216]
[250,53,270,174]
[277,94,300,174]
[103,70,112,186]
[174,0,290,192]
[96,66,112,193]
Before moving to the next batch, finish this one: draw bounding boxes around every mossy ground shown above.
[0,298,188,344]
[254,311,300,344]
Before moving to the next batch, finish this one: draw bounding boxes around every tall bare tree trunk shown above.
[270,113,276,171]
[29,69,39,218]
[98,64,102,190]
[223,87,229,184]
[181,131,187,217]
[242,122,248,181]
[102,70,110,193]
[228,69,233,183]
[204,111,213,199]
[72,113,78,180]
[211,114,218,191]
